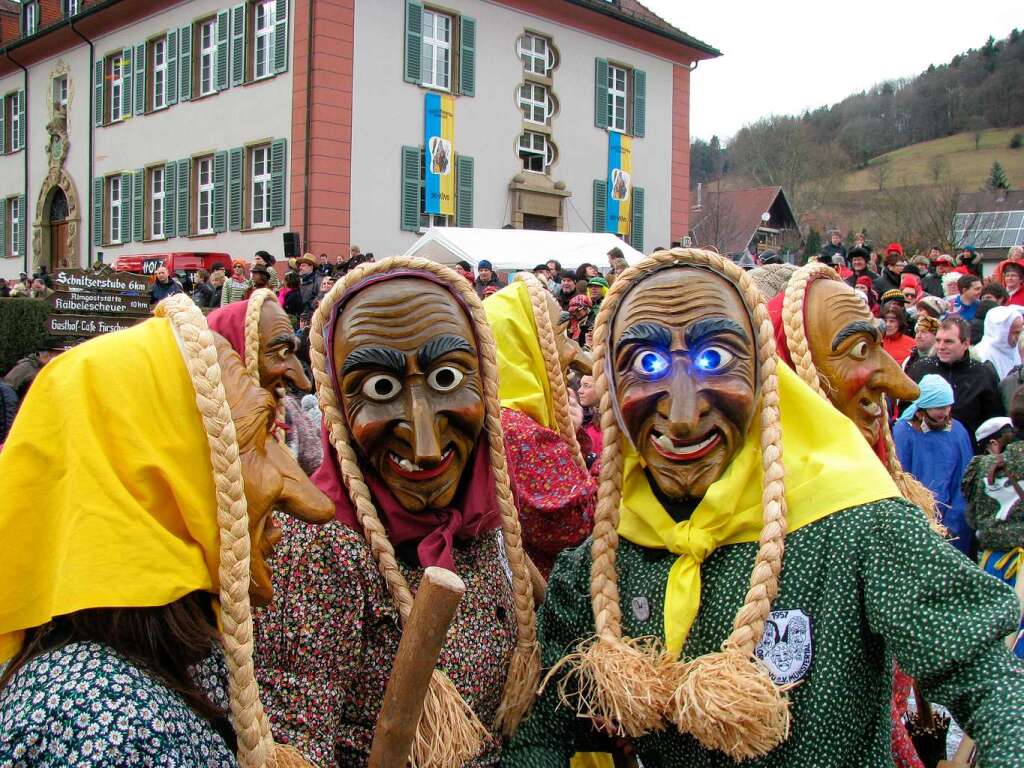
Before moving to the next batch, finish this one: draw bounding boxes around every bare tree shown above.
[873,158,891,191]
[928,156,949,184]
[691,179,746,255]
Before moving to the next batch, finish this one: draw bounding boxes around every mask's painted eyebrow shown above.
[417,334,474,371]
[342,345,406,377]
[268,333,299,352]
[684,318,748,348]
[831,320,880,351]
[617,322,672,351]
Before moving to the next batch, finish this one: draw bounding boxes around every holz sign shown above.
[54,269,149,294]
[47,291,150,315]
[47,314,144,337]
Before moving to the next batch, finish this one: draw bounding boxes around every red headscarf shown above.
[309,269,501,571]
[899,273,923,302]
[206,300,249,363]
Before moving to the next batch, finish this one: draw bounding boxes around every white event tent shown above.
[401,227,643,272]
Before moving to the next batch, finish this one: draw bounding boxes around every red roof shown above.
[692,186,797,255]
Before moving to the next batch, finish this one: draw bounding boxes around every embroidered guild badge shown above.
[755,609,813,685]
[631,596,650,622]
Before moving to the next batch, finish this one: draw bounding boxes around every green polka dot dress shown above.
[504,499,1024,767]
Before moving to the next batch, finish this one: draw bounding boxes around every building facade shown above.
[0,0,716,281]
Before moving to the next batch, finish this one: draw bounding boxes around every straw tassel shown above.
[410,669,489,768]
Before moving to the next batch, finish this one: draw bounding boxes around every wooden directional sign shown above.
[47,290,151,315]
[47,314,145,337]
[53,269,149,294]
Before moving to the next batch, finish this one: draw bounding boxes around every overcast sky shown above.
[641,0,1022,144]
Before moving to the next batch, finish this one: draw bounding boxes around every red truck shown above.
[113,252,233,280]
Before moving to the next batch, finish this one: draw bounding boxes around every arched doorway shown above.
[48,187,69,272]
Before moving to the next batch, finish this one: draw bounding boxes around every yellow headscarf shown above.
[0,318,220,663]
[484,279,555,429]
[617,364,899,655]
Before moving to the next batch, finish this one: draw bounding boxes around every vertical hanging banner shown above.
[606,132,633,235]
[424,93,456,216]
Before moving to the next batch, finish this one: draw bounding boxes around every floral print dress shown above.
[0,640,235,767]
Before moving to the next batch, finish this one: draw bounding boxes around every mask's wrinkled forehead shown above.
[603,263,759,446]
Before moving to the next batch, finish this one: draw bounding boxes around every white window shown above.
[10,95,22,151]
[519,132,554,173]
[200,20,217,96]
[24,3,38,35]
[254,1,276,80]
[251,146,271,228]
[152,37,167,110]
[518,33,551,76]
[52,76,68,111]
[110,55,125,122]
[66,0,80,16]
[607,64,628,132]
[9,197,19,258]
[109,177,122,244]
[151,168,165,239]
[421,10,451,91]
[197,157,214,234]
[518,83,551,125]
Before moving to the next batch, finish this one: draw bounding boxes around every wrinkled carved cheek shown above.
[619,385,659,443]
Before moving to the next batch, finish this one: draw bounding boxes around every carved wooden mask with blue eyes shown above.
[610,267,758,502]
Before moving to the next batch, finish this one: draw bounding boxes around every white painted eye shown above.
[850,341,870,360]
[362,374,401,401]
[427,366,464,393]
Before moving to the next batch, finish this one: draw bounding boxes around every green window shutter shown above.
[630,186,645,252]
[231,4,246,86]
[179,24,193,101]
[632,69,646,138]
[134,43,146,115]
[213,151,227,232]
[164,161,176,237]
[0,199,5,258]
[121,173,132,239]
[17,195,26,259]
[132,169,145,241]
[17,90,26,149]
[167,29,178,105]
[458,16,476,97]
[400,145,421,231]
[94,59,105,126]
[121,48,132,118]
[273,0,289,74]
[594,58,609,129]
[592,179,607,233]
[228,146,243,231]
[270,138,287,226]
[92,177,104,245]
[0,96,5,153]
[216,10,230,91]
[403,1,423,84]
[176,158,190,236]
[455,155,474,227]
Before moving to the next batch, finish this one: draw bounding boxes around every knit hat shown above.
[255,250,276,265]
[831,254,845,266]
[881,289,905,304]
[588,276,610,289]
[915,315,940,335]
[478,259,493,270]
[933,254,955,265]
[916,296,946,318]
[885,242,904,257]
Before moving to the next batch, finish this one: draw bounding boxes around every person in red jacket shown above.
[1001,260,1024,306]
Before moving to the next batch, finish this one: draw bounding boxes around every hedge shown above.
[0,298,52,377]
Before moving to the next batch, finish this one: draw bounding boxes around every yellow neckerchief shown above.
[617,364,899,656]
[0,319,221,663]
[483,280,555,429]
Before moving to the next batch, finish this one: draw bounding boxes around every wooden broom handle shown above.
[368,567,466,768]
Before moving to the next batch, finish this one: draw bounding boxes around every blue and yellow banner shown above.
[606,132,632,235]
[424,93,455,216]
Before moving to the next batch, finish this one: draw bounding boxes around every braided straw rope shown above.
[308,257,539,766]
[154,294,313,768]
[782,264,942,529]
[243,288,288,444]
[550,248,791,759]
[512,271,586,470]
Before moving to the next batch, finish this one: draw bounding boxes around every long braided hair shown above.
[308,257,539,767]
[781,263,941,527]
[155,295,311,768]
[551,248,792,761]
[243,287,288,443]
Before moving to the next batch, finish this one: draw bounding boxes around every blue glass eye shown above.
[695,346,733,372]
[633,350,670,377]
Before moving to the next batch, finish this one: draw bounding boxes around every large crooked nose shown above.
[659,362,709,436]
[871,350,919,402]
[408,384,443,465]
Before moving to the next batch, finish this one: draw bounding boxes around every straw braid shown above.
[550,248,792,758]
[783,264,942,529]
[243,288,288,444]
[513,271,586,470]
[308,257,539,763]
[155,295,311,768]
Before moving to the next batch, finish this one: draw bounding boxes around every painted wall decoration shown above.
[606,132,632,236]
[424,93,455,216]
